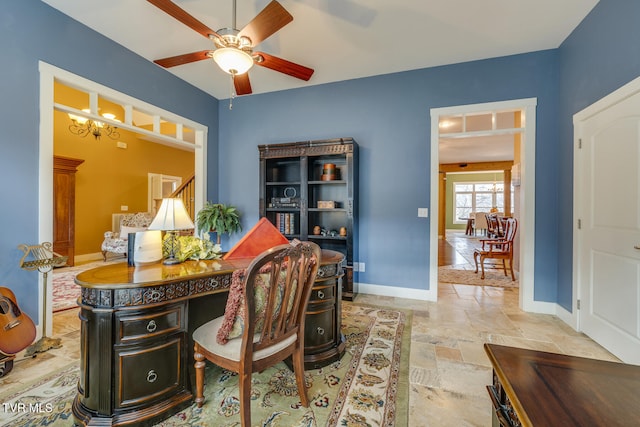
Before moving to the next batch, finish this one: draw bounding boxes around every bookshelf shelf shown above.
[308,180,347,185]
[308,235,347,241]
[308,208,347,212]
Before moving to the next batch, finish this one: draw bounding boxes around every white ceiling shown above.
[42,0,598,164]
[42,0,598,99]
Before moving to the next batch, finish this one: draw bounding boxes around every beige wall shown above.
[53,85,194,258]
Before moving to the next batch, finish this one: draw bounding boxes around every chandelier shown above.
[68,109,120,140]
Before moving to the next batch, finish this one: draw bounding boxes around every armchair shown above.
[473,218,518,280]
[101,212,154,261]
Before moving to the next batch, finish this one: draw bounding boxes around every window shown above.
[453,181,511,223]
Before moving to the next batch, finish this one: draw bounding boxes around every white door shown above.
[575,82,640,365]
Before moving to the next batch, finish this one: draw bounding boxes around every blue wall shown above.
[556,0,640,310]
[3,0,639,323]
[218,51,561,297]
[0,1,219,321]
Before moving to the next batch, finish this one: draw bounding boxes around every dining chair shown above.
[473,218,518,280]
[474,212,489,236]
[192,240,321,427]
[486,214,504,238]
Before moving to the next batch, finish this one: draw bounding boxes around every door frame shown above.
[38,61,208,337]
[430,98,544,313]
[148,173,184,214]
[573,74,640,332]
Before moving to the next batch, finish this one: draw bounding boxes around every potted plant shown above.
[196,202,242,244]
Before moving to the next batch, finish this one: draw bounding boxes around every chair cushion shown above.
[216,266,295,345]
[194,315,296,362]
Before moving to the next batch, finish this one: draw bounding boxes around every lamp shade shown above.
[212,47,254,75]
[148,198,195,231]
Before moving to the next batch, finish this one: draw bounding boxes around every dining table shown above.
[461,217,475,235]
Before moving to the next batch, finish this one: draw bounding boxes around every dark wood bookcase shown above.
[258,137,358,300]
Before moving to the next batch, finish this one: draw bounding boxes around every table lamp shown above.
[148,198,195,264]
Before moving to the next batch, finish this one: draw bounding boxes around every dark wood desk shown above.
[484,343,640,427]
[72,250,345,426]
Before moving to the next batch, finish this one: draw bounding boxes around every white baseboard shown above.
[521,299,557,315]
[555,304,577,330]
[522,300,580,331]
[356,282,436,301]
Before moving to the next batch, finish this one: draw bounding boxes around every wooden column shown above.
[503,168,512,216]
[439,172,446,238]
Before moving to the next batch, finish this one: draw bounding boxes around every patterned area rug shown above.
[0,303,410,426]
[52,259,124,312]
[439,266,519,287]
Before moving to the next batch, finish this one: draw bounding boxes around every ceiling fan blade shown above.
[147,0,221,41]
[154,51,212,68]
[239,1,293,46]
[234,73,253,95]
[255,52,314,81]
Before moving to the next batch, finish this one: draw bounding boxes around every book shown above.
[223,217,289,260]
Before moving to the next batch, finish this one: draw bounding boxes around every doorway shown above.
[430,98,540,312]
[39,62,208,338]
[148,173,184,215]
[439,170,514,275]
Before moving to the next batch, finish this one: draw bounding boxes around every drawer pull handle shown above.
[147,370,158,383]
[317,327,325,335]
[147,320,157,333]
[317,291,325,299]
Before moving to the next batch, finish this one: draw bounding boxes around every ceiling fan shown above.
[147,0,314,96]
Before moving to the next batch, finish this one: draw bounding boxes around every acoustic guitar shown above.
[0,287,36,355]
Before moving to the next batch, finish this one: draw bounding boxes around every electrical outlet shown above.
[121,205,128,211]
[359,262,365,273]
[418,208,429,217]
[352,262,359,272]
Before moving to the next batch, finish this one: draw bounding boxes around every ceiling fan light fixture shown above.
[212,47,254,75]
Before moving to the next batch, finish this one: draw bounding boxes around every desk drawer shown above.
[310,284,335,303]
[116,303,185,343]
[305,307,336,350]
[114,334,186,409]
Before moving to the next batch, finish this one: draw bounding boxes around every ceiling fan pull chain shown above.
[229,73,236,110]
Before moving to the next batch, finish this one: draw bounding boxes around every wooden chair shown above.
[486,214,504,238]
[473,218,518,280]
[192,240,321,427]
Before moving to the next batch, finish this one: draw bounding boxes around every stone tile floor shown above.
[0,232,618,426]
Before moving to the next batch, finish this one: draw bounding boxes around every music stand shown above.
[18,242,68,356]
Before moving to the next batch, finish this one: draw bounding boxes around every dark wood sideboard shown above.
[53,156,84,266]
[72,250,345,426]
[484,343,640,426]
